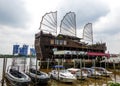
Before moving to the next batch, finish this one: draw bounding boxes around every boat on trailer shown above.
[81,67,101,79]
[5,65,31,86]
[49,65,76,83]
[67,68,87,80]
[91,67,112,77]
[26,66,50,85]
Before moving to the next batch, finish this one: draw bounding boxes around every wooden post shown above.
[2,57,7,86]
[80,59,82,80]
[47,58,49,70]
[113,60,116,83]
[39,58,41,70]
[62,58,64,66]
[93,59,97,86]
[80,59,82,68]
[36,57,38,71]
[23,57,26,72]
[93,59,96,78]
[58,59,60,80]
[93,59,96,67]
[119,59,120,72]
[28,56,32,76]
[100,58,101,67]
[74,59,75,68]
[83,59,85,67]
[105,59,106,69]
[35,57,38,86]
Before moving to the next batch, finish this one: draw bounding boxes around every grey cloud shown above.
[57,0,110,28]
[95,21,120,36]
[0,0,30,28]
[100,28,120,36]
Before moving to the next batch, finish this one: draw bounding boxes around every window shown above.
[64,41,67,45]
[60,40,64,45]
[50,39,54,44]
[54,39,67,45]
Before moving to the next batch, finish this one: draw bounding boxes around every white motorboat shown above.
[81,67,101,79]
[49,65,76,83]
[5,65,31,86]
[67,68,87,80]
[91,67,112,77]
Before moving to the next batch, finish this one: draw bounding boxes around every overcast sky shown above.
[0,0,120,54]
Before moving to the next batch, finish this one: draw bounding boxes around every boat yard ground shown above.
[0,58,120,86]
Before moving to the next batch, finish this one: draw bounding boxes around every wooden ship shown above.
[35,11,109,61]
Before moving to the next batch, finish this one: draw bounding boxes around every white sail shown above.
[83,23,93,44]
[39,11,57,35]
[60,12,76,36]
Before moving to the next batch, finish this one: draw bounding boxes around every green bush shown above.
[109,82,120,86]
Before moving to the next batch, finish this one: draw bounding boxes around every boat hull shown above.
[27,74,50,84]
[49,70,76,83]
[26,69,50,85]
[59,77,76,83]
[5,67,31,86]
[51,75,75,83]
[6,74,30,86]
